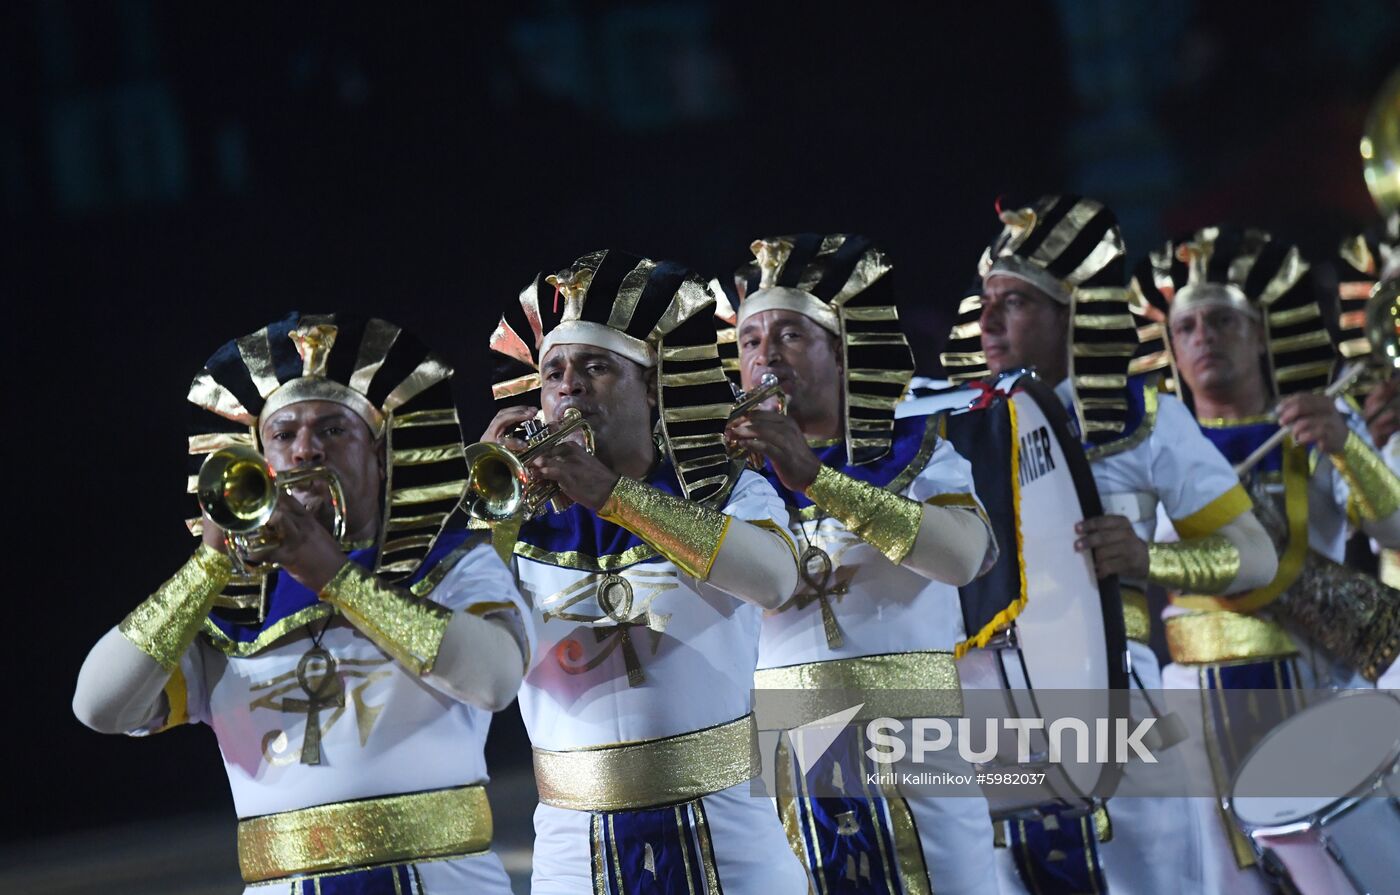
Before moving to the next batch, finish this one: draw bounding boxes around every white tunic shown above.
[513,469,789,751]
[756,435,990,668]
[512,470,810,894]
[146,538,531,821]
[1058,380,1245,545]
[753,426,1001,895]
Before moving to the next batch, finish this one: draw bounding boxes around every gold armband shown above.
[1332,430,1400,521]
[1147,534,1241,594]
[804,464,923,564]
[320,563,452,675]
[598,476,730,580]
[119,544,232,671]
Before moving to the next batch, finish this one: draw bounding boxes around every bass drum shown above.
[1230,690,1400,895]
[900,371,1129,817]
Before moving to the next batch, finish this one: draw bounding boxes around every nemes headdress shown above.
[1132,225,1337,401]
[714,233,914,466]
[941,195,1142,447]
[1334,213,1400,366]
[186,312,467,580]
[490,250,738,504]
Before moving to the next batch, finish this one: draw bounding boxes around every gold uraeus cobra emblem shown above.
[288,324,339,378]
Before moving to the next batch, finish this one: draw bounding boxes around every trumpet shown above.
[462,407,596,523]
[196,445,347,573]
[725,372,789,468]
[1234,284,1400,476]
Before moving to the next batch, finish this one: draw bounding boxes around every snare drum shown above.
[904,372,1129,817]
[1231,691,1400,894]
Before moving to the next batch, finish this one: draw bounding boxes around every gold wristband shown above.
[320,563,452,675]
[119,544,232,671]
[1148,534,1241,594]
[598,476,730,580]
[1331,430,1400,521]
[804,464,923,564]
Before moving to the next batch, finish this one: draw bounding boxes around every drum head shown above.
[1003,380,1128,693]
[938,373,1129,809]
[1232,691,1400,828]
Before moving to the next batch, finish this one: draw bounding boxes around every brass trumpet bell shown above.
[462,407,595,523]
[1362,67,1400,217]
[197,445,278,533]
[461,441,531,523]
[196,445,348,568]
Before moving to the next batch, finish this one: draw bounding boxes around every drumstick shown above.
[1233,361,1367,477]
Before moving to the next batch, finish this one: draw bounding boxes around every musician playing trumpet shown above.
[720,235,1001,895]
[73,314,529,894]
[480,252,808,894]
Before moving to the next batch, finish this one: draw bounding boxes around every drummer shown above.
[1135,225,1400,893]
[944,196,1278,895]
[722,234,1003,895]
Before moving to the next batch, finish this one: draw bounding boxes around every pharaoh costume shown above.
[716,234,1002,895]
[81,313,530,893]
[486,252,808,895]
[1136,226,1400,893]
[941,196,1258,895]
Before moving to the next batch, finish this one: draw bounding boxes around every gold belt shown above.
[237,784,492,883]
[533,714,758,813]
[1121,588,1151,645]
[754,650,963,719]
[1165,611,1297,665]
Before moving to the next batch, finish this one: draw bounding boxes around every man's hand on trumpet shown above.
[480,405,538,452]
[724,409,822,493]
[236,497,346,592]
[525,440,619,512]
[1276,393,1350,455]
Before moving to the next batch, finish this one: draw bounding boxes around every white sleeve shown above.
[421,537,534,711]
[73,630,210,736]
[1148,395,1252,536]
[905,435,998,575]
[704,470,799,610]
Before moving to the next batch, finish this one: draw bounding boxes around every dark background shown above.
[6,0,1396,844]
